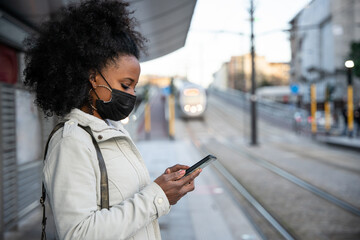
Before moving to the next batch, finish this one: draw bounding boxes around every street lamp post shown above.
[345,60,354,138]
[249,0,257,145]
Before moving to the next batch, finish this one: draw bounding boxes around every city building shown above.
[140,75,175,88]
[213,53,290,92]
[289,0,360,109]
[212,62,229,90]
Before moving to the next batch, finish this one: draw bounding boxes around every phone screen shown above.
[184,154,217,176]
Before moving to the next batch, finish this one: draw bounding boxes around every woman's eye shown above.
[121,83,129,89]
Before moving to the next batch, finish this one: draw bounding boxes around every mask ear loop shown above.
[89,85,113,111]
[98,71,113,90]
[89,70,114,111]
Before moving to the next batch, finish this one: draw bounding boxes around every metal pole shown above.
[324,101,331,134]
[324,85,331,134]
[168,78,175,140]
[145,103,151,140]
[310,84,317,136]
[347,67,354,137]
[168,95,175,140]
[250,0,257,145]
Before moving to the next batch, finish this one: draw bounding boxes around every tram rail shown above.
[182,94,360,239]
[213,158,296,240]
[223,140,360,217]
[185,122,295,240]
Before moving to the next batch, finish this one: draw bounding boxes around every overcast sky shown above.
[140,0,312,87]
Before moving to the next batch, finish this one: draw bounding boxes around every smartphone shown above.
[184,154,217,176]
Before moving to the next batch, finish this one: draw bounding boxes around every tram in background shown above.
[173,79,207,119]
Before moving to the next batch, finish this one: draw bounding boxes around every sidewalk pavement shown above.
[138,139,260,240]
[316,135,360,151]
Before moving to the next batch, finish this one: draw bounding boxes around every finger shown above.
[178,168,201,185]
[167,169,186,181]
[181,181,196,194]
[186,182,196,192]
[167,164,190,173]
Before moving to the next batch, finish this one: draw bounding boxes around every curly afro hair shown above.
[24,0,146,117]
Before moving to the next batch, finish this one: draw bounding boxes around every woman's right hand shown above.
[154,164,202,205]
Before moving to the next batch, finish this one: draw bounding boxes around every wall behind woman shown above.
[0,20,57,238]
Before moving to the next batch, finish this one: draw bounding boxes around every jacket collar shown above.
[64,108,130,142]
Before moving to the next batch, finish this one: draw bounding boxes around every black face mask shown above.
[93,72,136,121]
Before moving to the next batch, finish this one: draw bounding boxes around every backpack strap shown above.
[41,122,109,240]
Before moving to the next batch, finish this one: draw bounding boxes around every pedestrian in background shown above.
[24,1,201,239]
[355,102,360,137]
[342,104,348,136]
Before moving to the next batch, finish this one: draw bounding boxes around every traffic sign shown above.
[290,84,299,94]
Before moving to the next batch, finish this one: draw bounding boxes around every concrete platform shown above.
[316,135,360,151]
[138,139,260,240]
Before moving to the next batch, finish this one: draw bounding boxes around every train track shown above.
[182,96,360,239]
[184,121,294,239]
[212,155,296,240]
[222,139,360,217]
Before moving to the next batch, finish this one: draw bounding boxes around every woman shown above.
[24,1,201,239]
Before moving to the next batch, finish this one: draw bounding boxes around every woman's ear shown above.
[89,69,97,88]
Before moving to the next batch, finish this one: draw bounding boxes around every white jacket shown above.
[43,108,170,240]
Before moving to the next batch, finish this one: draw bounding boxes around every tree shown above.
[349,42,360,78]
